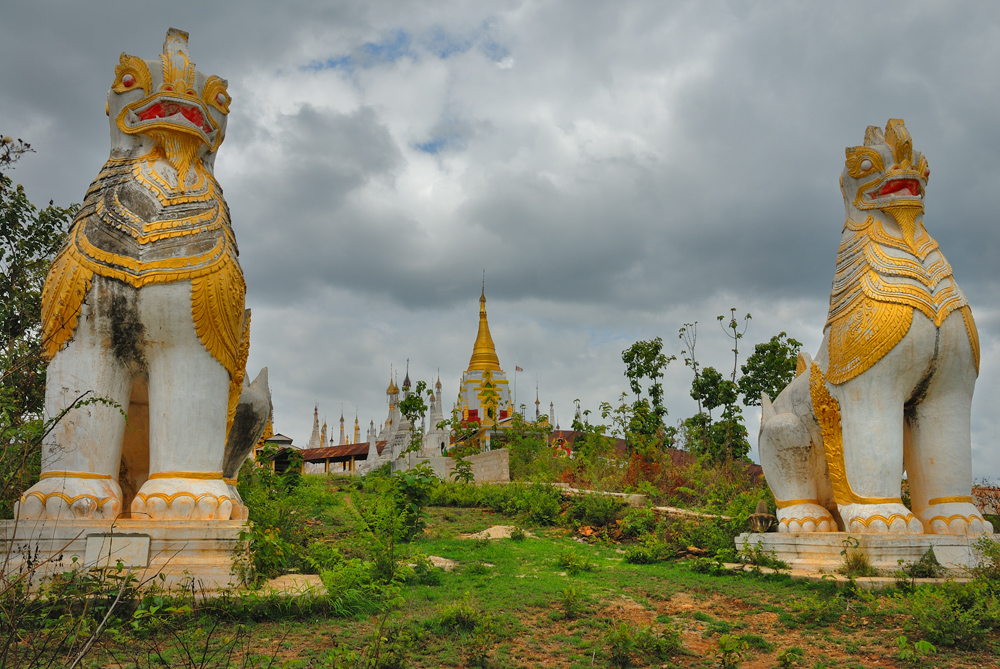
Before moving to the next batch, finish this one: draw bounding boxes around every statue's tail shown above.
[223,366,272,479]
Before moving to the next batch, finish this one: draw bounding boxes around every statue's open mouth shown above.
[136,100,212,133]
[119,95,217,145]
[867,177,922,201]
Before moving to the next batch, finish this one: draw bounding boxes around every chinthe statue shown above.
[759,119,991,536]
[16,29,269,522]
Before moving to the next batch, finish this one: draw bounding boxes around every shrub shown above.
[618,507,657,539]
[605,622,637,668]
[559,586,585,619]
[556,550,596,575]
[624,546,655,565]
[903,580,1000,649]
[566,493,626,528]
[898,549,943,579]
[432,593,482,633]
[971,535,1000,582]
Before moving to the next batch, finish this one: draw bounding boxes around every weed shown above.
[776,645,804,667]
[509,525,526,541]
[560,586,585,619]
[715,633,748,668]
[737,633,774,652]
[838,537,878,578]
[737,539,788,571]
[605,621,637,668]
[895,635,936,666]
[618,506,657,539]
[556,550,596,575]
[465,620,497,668]
[898,549,943,579]
[604,620,678,668]
[433,593,481,633]
[690,555,728,575]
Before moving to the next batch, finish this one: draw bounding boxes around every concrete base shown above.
[736,531,1000,573]
[2,518,246,589]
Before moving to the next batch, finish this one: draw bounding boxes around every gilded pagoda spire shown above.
[468,288,501,372]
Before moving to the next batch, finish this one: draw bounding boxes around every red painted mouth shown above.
[872,178,921,198]
[136,100,212,134]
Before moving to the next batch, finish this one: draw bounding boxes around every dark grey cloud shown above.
[3,1,999,476]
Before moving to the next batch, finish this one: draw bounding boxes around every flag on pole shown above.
[515,366,523,372]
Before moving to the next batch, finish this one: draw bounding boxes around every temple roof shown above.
[468,290,501,372]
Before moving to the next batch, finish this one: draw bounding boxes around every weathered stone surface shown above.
[737,531,999,573]
[2,518,244,589]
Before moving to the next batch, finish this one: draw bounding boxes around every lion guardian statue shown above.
[16,29,269,522]
[759,119,991,535]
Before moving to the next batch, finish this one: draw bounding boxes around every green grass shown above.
[24,473,998,669]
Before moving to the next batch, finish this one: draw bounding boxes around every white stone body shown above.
[15,30,264,523]
[758,119,990,536]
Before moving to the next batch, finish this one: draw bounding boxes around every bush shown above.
[618,507,657,539]
[431,593,482,633]
[566,493,626,528]
[898,549,943,579]
[556,550,596,575]
[903,580,1000,649]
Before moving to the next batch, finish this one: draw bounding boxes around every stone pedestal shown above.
[736,532,1000,573]
[1,518,246,589]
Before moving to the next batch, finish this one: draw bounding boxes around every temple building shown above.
[298,286,557,472]
[454,288,514,436]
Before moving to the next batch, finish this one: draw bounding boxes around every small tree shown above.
[620,337,675,447]
[738,332,803,405]
[0,134,76,515]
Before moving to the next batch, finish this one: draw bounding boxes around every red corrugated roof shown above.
[300,441,386,462]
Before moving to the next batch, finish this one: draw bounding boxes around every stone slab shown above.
[85,533,150,568]
[2,518,246,589]
[736,531,1000,573]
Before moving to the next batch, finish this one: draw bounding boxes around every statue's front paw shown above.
[839,503,923,534]
[15,475,122,520]
[919,502,992,535]
[777,503,837,532]
[132,477,234,520]
[225,482,249,521]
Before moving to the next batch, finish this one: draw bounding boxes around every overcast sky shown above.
[2,1,998,478]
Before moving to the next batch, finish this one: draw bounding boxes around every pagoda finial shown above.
[468,284,501,372]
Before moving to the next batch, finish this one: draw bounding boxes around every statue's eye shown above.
[122,74,135,88]
[860,159,873,171]
[924,168,930,178]
[215,93,226,105]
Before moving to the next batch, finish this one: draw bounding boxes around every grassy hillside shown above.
[10,471,997,668]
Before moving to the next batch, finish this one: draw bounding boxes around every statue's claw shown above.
[777,503,837,533]
[14,477,122,521]
[131,477,234,520]
[840,503,923,534]
[920,502,992,535]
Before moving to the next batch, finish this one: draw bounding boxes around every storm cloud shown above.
[2,1,997,475]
